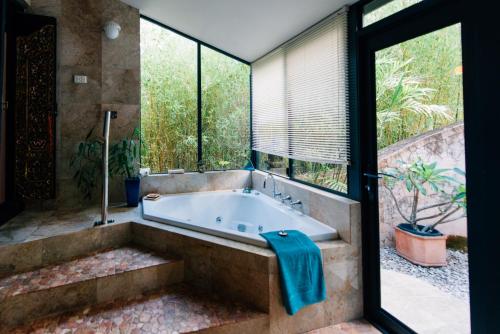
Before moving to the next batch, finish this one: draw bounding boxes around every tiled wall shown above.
[140,170,252,196]
[131,221,363,334]
[29,0,140,207]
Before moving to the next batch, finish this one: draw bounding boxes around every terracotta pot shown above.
[394,225,447,267]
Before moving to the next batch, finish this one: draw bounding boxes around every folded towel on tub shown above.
[260,230,326,315]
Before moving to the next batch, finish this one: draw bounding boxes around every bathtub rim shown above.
[141,189,339,248]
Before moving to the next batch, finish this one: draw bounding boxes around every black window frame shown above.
[140,15,251,174]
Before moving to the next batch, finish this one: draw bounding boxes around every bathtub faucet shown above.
[290,200,303,211]
[264,173,281,199]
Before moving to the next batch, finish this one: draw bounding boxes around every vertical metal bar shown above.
[101,111,111,225]
[197,43,202,166]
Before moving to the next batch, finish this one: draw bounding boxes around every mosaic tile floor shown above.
[7,284,267,334]
[0,246,175,300]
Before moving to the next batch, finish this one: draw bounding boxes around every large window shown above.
[141,19,198,172]
[251,9,350,194]
[201,47,250,170]
[140,18,250,173]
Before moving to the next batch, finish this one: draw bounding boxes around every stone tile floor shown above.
[0,207,381,334]
[6,283,267,334]
[307,320,381,333]
[381,269,470,334]
[0,246,174,300]
[0,206,114,245]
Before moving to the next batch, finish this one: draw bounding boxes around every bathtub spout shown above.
[264,173,281,199]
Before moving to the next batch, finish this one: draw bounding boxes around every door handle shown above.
[363,172,382,179]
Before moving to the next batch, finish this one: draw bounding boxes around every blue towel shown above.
[261,230,326,315]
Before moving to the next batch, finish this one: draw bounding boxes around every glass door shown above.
[375,24,469,334]
[358,1,470,333]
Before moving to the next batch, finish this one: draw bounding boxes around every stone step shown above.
[6,283,269,334]
[0,245,184,328]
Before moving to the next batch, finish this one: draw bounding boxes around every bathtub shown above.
[142,189,338,247]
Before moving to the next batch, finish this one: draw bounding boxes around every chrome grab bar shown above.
[95,110,117,226]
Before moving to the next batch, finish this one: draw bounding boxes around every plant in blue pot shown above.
[109,128,141,207]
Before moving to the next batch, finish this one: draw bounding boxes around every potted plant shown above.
[383,159,466,266]
[109,128,141,207]
[71,128,141,206]
[70,129,102,200]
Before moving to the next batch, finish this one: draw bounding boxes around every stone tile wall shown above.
[28,0,140,207]
[140,170,252,196]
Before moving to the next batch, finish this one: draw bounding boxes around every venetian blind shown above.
[251,8,350,164]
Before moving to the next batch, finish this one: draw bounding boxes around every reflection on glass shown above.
[256,152,289,177]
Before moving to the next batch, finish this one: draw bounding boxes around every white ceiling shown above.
[121,0,357,62]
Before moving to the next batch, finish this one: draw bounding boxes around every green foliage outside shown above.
[140,9,463,194]
[140,19,250,173]
[376,23,463,149]
[201,46,250,170]
[363,0,421,27]
[141,19,198,172]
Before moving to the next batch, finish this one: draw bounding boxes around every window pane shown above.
[256,152,289,177]
[140,19,198,173]
[363,0,422,27]
[201,46,250,170]
[293,161,348,193]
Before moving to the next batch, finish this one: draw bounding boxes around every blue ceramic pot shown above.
[125,177,140,207]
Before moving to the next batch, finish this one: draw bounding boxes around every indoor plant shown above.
[71,128,141,206]
[109,128,141,206]
[383,159,466,266]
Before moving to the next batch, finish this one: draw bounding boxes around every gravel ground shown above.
[380,246,469,301]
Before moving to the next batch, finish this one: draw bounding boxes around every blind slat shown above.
[251,9,350,165]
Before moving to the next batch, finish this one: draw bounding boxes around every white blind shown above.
[252,8,350,164]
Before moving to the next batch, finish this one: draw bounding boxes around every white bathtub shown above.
[142,189,338,247]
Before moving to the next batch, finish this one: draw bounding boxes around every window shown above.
[201,46,250,170]
[363,0,422,27]
[140,18,250,173]
[293,161,348,193]
[141,19,197,173]
[256,152,289,177]
[251,9,350,193]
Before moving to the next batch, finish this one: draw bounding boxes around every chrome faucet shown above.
[290,200,303,211]
[281,195,292,204]
[95,110,117,227]
[264,173,281,199]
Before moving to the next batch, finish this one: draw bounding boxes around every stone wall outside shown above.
[378,122,466,246]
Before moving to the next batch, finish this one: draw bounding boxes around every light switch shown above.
[73,75,88,84]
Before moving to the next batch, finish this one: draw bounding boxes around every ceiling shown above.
[121,0,357,62]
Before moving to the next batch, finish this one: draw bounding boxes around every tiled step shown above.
[7,283,269,334]
[0,245,184,328]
